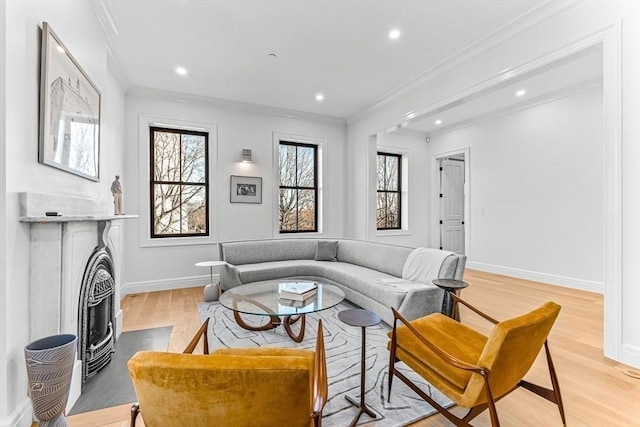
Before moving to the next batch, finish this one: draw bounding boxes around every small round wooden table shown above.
[432,279,469,321]
[338,308,381,427]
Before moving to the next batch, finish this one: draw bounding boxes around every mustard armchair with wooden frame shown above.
[128,318,328,427]
[387,295,566,427]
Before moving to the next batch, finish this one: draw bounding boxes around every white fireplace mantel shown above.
[20,214,139,223]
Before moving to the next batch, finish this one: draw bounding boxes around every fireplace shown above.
[79,248,116,383]
[20,192,136,410]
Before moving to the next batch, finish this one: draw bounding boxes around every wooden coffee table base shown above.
[231,301,307,343]
[220,281,346,344]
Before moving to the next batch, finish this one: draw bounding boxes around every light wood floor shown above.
[65,270,640,427]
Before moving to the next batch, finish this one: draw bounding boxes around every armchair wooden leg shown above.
[387,320,398,402]
[462,405,488,423]
[518,341,566,426]
[480,370,500,427]
[393,368,474,427]
[130,402,140,427]
[545,342,567,426]
[311,412,322,427]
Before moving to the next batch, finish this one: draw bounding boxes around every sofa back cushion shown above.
[336,239,413,277]
[220,239,317,265]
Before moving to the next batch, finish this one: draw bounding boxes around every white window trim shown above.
[272,131,326,238]
[376,146,410,237]
[138,114,218,248]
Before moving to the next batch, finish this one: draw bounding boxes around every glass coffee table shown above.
[219,280,345,342]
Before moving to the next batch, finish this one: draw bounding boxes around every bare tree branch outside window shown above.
[150,127,209,237]
[377,152,401,229]
[279,141,317,232]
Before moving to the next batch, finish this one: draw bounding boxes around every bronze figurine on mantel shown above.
[111,175,123,215]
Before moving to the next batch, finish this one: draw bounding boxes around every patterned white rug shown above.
[198,300,453,427]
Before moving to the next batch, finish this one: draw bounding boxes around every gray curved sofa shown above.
[218,238,466,325]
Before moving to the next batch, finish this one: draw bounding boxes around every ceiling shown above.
[99,0,548,120]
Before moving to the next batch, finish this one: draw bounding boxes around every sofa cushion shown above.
[314,241,338,262]
[318,262,408,308]
[236,260,321,284]
[221,239,317,265]
[336,240,413,277]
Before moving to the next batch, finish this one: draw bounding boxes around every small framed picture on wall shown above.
[230,175,262,204]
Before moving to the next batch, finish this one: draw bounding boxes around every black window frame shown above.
[376,151,402,230]
[279,141,318,233]
[150,126,210,238]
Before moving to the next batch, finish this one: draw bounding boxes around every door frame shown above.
[432,147,470,258]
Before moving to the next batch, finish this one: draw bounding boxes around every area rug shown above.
[68,326,172,415]
[198,301,452,426]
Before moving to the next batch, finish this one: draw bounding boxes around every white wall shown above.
[432,87,604,290]
[121,92,346,293]
[0,0,7,422]
[2,1,126,425]
[374,132,430,247]
[345,1,640,367]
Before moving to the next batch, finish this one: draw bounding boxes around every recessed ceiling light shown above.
[389,29,401,40]
[316,93,324,102]
[268,53,277,59]
[516,89,526,97]
[56,45,65,54]
[176,66,187,76]
[435,119,442,125]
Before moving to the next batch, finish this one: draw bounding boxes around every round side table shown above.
[432,279,469,321]
[196,261,227,302]
[338,308,381,427]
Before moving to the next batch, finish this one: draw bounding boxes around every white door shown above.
[440,159,465,254]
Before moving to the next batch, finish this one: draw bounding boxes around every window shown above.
[150,126,209,238]
[377,152,402,229]
[279,141,318,232]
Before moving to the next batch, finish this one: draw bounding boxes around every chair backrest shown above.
[465,302,561,403]
[129,319,326,427]
[128,350,315,427]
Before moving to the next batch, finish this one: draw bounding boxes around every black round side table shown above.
[432,279,469,321]
[338,308,381,427]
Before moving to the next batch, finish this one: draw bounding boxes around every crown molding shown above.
[348,0,580,125]
[91,0,130,89]
[426,77,602,137]
[106,44,130,90]
[90,0,119,36]
[127,86,347,126]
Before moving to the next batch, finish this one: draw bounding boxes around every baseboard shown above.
[0,397,32,427]
[620,343,640,369]
[120,274,217,297]
[467,261,604,294]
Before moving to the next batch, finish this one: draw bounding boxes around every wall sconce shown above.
[241,149,253,163]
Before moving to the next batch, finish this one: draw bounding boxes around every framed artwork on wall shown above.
[230,175,262,204]
[38,21,101,181]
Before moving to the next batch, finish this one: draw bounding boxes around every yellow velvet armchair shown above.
[128,318,328,427]
[387,295,565,427]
